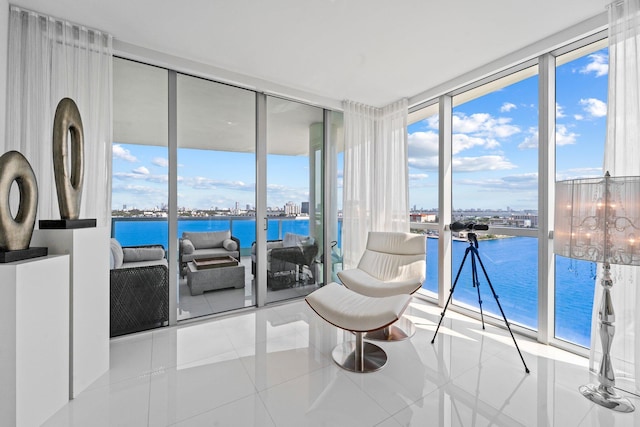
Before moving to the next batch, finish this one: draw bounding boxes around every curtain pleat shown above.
[342,99,409,269]
[4,6,112,227]
[590,0,640,393]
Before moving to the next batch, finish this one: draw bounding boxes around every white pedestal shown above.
[0,255,70,427]
[33,227,110,398]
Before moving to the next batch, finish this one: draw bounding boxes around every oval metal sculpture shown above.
[0,151,38,251]
[53,98,84,220]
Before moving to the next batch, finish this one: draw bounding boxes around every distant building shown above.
[301,202,309,214]
[285,201,301,216]
[410,213,437,223]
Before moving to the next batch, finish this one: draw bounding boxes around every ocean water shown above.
[112,217,594,347]
[111,217,311,255]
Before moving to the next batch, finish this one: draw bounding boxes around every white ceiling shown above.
[12,0,609,108]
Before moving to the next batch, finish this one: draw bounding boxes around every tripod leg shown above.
[473,249,530,373]
[470,250,485,329]
[431,247,471,344]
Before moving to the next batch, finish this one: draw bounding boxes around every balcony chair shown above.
[337,231,426,341]
[109,238,169,337]
[251,232,319,290]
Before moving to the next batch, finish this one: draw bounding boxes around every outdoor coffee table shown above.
[186,256,245,296]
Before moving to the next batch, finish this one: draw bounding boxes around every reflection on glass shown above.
[176,74,256,320]
[331,111,344,283]
[112,58,169,247]
[265,97,324,303]
[554,42,608,347]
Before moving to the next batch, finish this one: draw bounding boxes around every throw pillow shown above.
[110,238,124,269]
[123,247,165,263]
[181,238,195,254]
[223,238,238,251]
[282,232,305,247]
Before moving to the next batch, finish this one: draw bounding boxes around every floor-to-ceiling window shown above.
[112,58,169,248]
[176,73,257,320]
[408,103,439,296]
[264,96,324,304]
[112,59,334,330]
[450,66,540,331]
[554,40,608,348]
[407,34,608,352]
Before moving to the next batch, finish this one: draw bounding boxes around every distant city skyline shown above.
[112,145,312,211]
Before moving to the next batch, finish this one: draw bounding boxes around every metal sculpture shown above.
[52,97,84,220]
[0,150,38,251]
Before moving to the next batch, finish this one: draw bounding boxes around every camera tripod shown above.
[430,232,530,373]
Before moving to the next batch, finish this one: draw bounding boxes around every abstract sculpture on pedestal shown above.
[0,150,47,262]
[40,98,95,229]
[53,97,84,220]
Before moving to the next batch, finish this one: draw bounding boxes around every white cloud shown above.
[457,173,538,191]
[556,124,578,146]
[408,157,438,170]
[111,183,166,196]
[453,133,496,154]
[580,53,609,77]
[556,103,566,118]
[426,115,439,129]
[574,114,584,121]
[408,131,439,157]
[500,102,517,112]
[453,113,489,133]
[556,167,603,181]
[132,166,150,175]
[152,157,169,168]
[452,113,520,139]
[408,130,439,170]
[452,155,517,172]
[492,119,520,138]
[112,144,137,162]
[409,173,429,180]
[113,172,168,183]
[580,98,607,118]
[518,124,578,149]
[183,177,252,191]
[518,129,538,149]
[266,183,309,206]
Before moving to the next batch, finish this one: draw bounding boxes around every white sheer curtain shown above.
[4,6,112,227]
[341,99,409,269]
[590,0,640,393]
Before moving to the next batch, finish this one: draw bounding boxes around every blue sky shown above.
[408,47,608,211]
[113,47,608,213]
[112,144,311,211]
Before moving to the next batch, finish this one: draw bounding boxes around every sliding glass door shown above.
[112,59,169,249]
[263,96,324,304]
[176,74,256,320]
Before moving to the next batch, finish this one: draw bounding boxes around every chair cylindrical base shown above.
[331,332,387,373]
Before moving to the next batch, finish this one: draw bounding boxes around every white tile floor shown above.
[44,297,640,426]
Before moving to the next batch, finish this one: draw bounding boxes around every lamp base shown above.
[579,383,635,412]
